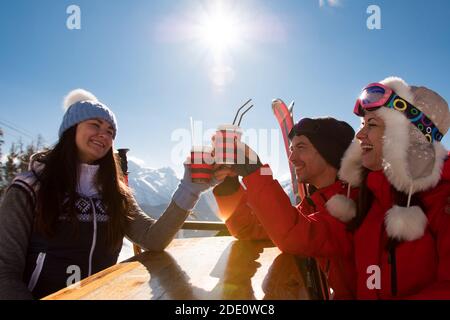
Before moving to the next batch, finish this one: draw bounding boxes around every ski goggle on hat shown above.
[353,82,444,143]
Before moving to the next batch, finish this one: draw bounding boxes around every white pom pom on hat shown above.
[58,88,117,138]
[63,88,98,110]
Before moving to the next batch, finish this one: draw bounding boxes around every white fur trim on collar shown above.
[385,205,427,241]
[326,194,356,223]
[338,140,364,186]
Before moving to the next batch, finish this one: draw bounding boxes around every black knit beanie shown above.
[289,117,355,170]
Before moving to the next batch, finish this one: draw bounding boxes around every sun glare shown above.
[196,4,241,55]
[157,1,285,90]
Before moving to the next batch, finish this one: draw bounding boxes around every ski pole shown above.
[118,148,129,185]
[117,148,143,256]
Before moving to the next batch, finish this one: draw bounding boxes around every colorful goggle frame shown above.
[354,84,443,143]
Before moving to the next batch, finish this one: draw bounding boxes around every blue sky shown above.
[1,0,450,178]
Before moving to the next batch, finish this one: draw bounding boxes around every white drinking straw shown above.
[190,116,195,148]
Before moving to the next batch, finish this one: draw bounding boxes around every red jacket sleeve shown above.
[242,166,353,259]
[407,184,450,299]
[213,185,269,240]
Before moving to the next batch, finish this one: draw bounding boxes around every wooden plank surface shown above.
[43,236,309,300]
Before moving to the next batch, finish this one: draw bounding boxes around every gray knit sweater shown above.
[0,174,189,300]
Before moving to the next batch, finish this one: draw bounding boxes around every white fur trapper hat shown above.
[336,76,450,241]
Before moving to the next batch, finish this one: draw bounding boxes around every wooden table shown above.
[43,236,310,300]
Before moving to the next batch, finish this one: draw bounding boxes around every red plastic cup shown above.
[214,125,243,164]
[190,146,214,183]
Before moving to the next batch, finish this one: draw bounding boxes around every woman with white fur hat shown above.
[0,89,217,299]
[336,76,450,298]
[209,76,450,299]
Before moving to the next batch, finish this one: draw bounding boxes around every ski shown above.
[271,99,329,300]
[272,99,305,203]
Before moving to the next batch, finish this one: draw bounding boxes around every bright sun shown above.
[196,4,241,55]
[183,0,254,89]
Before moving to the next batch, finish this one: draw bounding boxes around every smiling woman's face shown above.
[75,118,114,164]
[356,111,385,171]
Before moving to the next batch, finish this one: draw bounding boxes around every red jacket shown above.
[354,163,450,299]
[216,158,450,299]
[214,166,357,299]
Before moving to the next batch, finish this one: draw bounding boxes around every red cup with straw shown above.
[214,99,253,165]
[190,146,214,183]
[214,124,243,164]
[189,117,214,183]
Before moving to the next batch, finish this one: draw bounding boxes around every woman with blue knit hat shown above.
[0,89,216,299]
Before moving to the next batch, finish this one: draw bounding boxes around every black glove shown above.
[233,156,262,177]
[213,176,241,196]
[231,143,262,177]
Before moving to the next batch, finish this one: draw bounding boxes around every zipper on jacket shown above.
[305,197,316,211]
[88,198,98,277]
[388,243,398,297]
[28,252,46,292]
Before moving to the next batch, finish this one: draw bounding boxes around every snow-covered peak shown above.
[127,159,294,220]
[127,159,179,207]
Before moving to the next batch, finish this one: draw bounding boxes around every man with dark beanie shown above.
[289,117,355,169]
[287,117,355,190]
[212,117,358,299]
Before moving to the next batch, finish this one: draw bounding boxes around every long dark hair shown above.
[347,168,424,232]
[346,168,372,232]
[34,126,134,250]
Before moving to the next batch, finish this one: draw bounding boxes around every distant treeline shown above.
[0,127,47,197]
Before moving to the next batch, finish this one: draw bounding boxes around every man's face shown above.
[288,135,330,186]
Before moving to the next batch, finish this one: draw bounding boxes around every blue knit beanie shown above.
[58,89,118,139]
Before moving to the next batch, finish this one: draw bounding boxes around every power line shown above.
[0,118,35,138]
[0,120,34,140]
[0,127,23,141]
[0,119,48,145]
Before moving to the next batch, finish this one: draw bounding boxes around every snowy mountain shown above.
[127,160,179,213]
[128,159,294,218]
[127,160,220,222]
[119,160,221,261]
[119,160,295,261]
